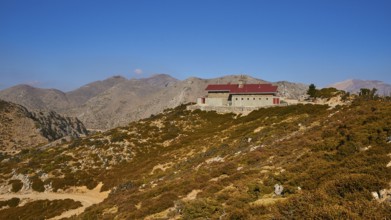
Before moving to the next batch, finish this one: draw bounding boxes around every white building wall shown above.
[196,98,204,105]
[205,98,227,106]
[231,94,275,107]
[208,92,230,99]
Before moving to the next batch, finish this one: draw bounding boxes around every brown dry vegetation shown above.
[1,98,391,219]
[0,199,82,219]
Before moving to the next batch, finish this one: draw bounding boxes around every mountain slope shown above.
[0,85,69,111]
[0,100,88,154]
[0,99,390,219]
[329,79,391,95]
[0,74,307,130]
[66,75,127,106]
[72,74,307,129]
[68,74,179,129]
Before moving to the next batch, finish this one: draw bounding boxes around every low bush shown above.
[181,198,223,219]
[31,177,45,192]
[0,198,20,208]
[8,180,23,192]
[0,199,82,219]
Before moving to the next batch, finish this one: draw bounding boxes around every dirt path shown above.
[0,183,110,219]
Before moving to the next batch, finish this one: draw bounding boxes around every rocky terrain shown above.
[0,95,390,219]
[0,100,88,154]
[0,74,307,130]
[328,79,391,96]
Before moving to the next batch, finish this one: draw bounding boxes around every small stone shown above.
[379,189,388,199]
[371,191,379,200]
[274,184,284,196]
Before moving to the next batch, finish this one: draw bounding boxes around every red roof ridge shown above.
[205,83,278,94]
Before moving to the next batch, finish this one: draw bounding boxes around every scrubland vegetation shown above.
[0,97,390,219]
[0,199,82,219]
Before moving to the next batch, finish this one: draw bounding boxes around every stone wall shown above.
[186,104,287,114]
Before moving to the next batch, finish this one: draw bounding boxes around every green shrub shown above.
[32,177,45,192]
[9,180,23,192]
[110,131,129,142]
[321,174,387,200]
[182,198,222,219]
[0,198,20,208]
[228,207,250,220]
[0,199,82,219]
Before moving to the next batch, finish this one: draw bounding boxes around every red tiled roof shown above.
[205,84,278,94]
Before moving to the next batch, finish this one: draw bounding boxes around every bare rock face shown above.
[29,110,88,141]
[274,184,284,196]
[0,74,308,130]
[276,81,308,99]
[0,100,47,153]
[0,100,88,153]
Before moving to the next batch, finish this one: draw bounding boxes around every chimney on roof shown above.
[238,75,246,88]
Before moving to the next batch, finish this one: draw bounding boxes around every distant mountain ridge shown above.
[66,75,128,106]
[328,79,391,96]
[0,74,307,130]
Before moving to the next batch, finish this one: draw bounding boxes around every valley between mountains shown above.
[1,95,391,219]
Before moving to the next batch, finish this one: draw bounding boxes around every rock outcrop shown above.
[0,100,88,153]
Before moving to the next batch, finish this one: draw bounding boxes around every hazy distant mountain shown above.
[0,85,69,111]
[66,75,128,106]
[0,74,307,130]
[68,74,179,129]
[0,76,128,112]
[328,79,391,96]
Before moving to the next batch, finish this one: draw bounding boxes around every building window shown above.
[247,98,249,100]
[266,98,269,100]
[236,98,238,100]
[253,98,255,100]
[259,98,261,100]
[241,98,243,100]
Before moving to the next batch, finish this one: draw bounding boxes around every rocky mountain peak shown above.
[141,74,179,87]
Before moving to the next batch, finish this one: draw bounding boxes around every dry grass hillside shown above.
[0,97,390,219]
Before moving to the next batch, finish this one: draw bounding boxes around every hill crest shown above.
[0,74,307,129]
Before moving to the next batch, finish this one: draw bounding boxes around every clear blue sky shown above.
[1,0,390,91]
